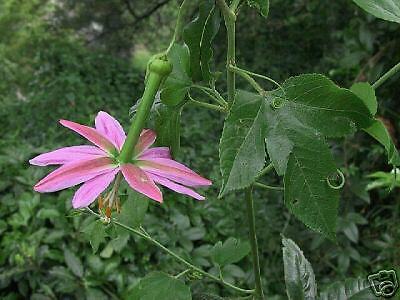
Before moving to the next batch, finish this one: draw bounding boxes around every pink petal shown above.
[139,147,171,159]
[133,129,156,156]
[60,119,116,153]
[149,173,205,200]
[34,157,117,192]
[137,158,212,187]
[29,146,107,166]
[121,163,162,203]
[95,111,126,150]
[72,169,119,208]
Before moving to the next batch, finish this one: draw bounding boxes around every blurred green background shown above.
[1,0,399,299]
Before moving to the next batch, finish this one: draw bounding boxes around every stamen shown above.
[105,207,112,218]
[98,196,103,210]
[115,197,121,213]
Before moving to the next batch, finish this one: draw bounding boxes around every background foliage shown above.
[0,0,399,298]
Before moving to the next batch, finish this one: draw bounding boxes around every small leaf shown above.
[319,278,375,300]
[211,237,251,267]
[363,119,400,166]
[126,272,192,300]
[160,43,192,106]
[155,103,184,157]
[82,220,107,253]
[282,238,317,300]
[247,0,270,18]
[183,0,220,83]
[63,248,84,278]
[352,0,400,23]
[350,82,377,115]
[117,189,149,228]
[350,82,400,166]
[219,90,267,195]
[342,221,359,243]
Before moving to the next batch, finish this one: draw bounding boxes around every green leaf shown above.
[366,169,400,191]
[282,238,317,300]
[155,103,184,157]
[277,74,372,140]
[82,220,107,253]
[265,92,339,239]
[219,90,267,195]
[363,119,400,166]
[126,272,192,300]
[319,278,375,300]
[265,74,373,239]
[117,189,149,228]
[350,81,400,166]
[160,43,191,106]
[352,0,400,23]
[247,0,270,18]
[211,237,251,266]
[63,248,84,278]
[350,82,377,115]
[183,0,220,83]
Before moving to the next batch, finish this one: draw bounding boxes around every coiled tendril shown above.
[326,169,345,190]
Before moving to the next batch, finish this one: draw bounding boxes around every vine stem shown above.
[216,0,236,106]
[245,187,264,299]
[372,61,400,89]
[165,0,191,54]
[85,208,254,295]
[217,1,265,298]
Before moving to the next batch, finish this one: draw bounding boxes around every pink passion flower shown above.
[30,111,212,209]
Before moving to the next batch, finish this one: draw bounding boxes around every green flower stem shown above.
[254,182,283,191]
[216,0,236,106]
[166,0,191,54]
[85,208,254,295]
[229,65,265,94]
[188,94,227,113]
[119,58,172,163]
[372,61,400,89]
[245,187,264,299]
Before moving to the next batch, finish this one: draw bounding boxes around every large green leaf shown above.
[352,0,400,23]
[183,0,220,83]
[219,90,267,195]
[155,103,184,157]
[265,75,373,238]
[281,74,372,140]
[126,272,192,300]
[282,238,317,300]
[211,237,251,267]
[319,278,375,300]
[247,0,270,18]
[160,43,192,106]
